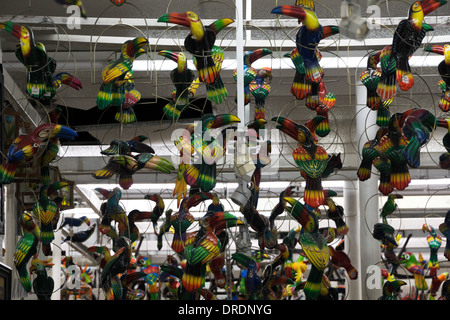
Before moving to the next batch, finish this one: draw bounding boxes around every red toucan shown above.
[0,124,77,184]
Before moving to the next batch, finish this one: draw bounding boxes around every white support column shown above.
[235,0,246,125]
[51,228,62,300]
[355,82,381,300]
[343,179,361,300]
[4,184,18,298]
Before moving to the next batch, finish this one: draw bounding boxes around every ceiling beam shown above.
[2,68,43,128]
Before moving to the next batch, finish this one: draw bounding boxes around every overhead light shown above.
[339,0,370,40]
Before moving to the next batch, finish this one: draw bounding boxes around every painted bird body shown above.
[179,113,240,192]
[159,50,196,120]
[400,251,428,291]
[0,22,50,99]
[283,196,329,299]
[401,108,436,168]
[377,0,447,100]
[30,257,55,300]
[96,37,148,114]
[380,194,403,224]
[14,212,40,293]
[272,116,329,208]
[249,67,272,120]
[32,182,69,256]
[232,253,263,300]
[424,44,450,111]
[62,224,96,244]
[158,12,233,104]
[0,123,77,184]
[271,2,339,84]
[233,49,272,105]
[89,237,131,300]
[423,224,442,278]
[181,211,243,294]
[59,216,91,230]
[242,199,278,250]
[93,152,174,190]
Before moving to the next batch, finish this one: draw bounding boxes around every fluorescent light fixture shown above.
[409,178,450,186]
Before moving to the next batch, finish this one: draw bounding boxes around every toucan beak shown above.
[436,118,450,129]
[158,12,191,28]
[421,0,447,16]
[51,125,78,140]
[210,212,244,230]
[271,5,307,20]
[211,114,241,128]
[424,45,444,55]
[283,197,299,211]
[158,49,180,63]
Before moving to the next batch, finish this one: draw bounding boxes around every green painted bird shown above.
[422,223,442,278]
[181,211,243,294]
[377,0,447,100]
[93,152,174,190]
[373,222,399,248]
[96,37,148,111]
[30,256,55,300]
[380,194,403,224]
[399,251,428,292]
[158,11,233,104]
[32,181,70,256]
[378,277,406,300]
[401,108,437,168]
[89,237,131,300]
[272,116,329,208]
[0,22,49,99]
[95,187,129,234]
[283,197,329,300]
[14,212,40,293]
[249,67,272,120]
[158,50,196,120]
[180,113,240,192]
[233,48,272,105]
[360,49,395,127]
